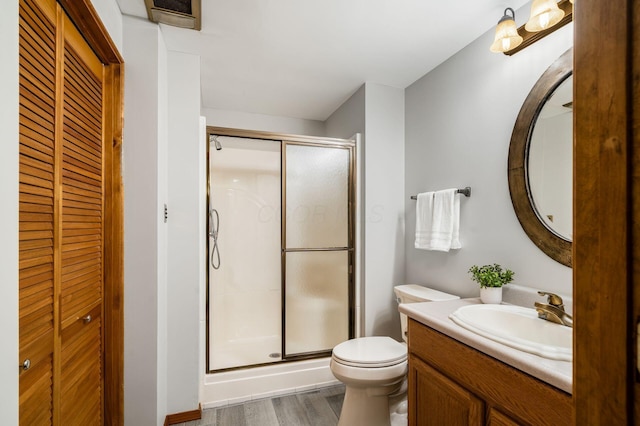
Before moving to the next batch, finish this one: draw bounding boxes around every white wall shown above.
[362,83,405,338]
[324,85,366,335]
[122,16,167,426]
[202,107,325,136]
[404,13,573,298]
[325,85,365,140]
[0,2,19,424]
[120,18,204,423]
[326,83,405,339]
[156,29,169,424]
[166,50,202,413]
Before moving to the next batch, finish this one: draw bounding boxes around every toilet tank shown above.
[394,285,459,342]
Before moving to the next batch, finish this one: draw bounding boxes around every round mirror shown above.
[508,49,572,267]
[528,74,573,241]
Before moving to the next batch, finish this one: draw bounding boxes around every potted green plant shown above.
[468,264,515,304]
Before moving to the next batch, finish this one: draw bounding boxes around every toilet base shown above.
[389,393,408,426]
[337,381,404,426]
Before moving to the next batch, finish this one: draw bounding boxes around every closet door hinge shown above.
[164,204,168,223]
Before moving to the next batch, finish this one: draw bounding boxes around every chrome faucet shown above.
[534,291,573,328]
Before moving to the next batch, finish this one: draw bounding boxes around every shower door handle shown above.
[209,208,221,269]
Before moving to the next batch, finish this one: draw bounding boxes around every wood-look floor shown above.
[176,385,345,426]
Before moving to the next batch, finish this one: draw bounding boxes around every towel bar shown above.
[410,187,471,200]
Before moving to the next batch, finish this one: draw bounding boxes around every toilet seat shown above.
[332,336,407,368]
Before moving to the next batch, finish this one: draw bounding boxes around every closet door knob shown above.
[21,359,31,371]
[83,314,92,324]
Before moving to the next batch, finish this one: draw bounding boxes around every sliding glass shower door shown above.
[207,133,354,372]
[283,143,351,356]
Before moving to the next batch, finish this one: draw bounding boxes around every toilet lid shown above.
[332,336,407,367]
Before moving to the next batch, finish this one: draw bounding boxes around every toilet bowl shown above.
[331,336,407,426]
[330,285,459,426]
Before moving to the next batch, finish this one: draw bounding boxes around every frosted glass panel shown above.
[285,251,349,355]
[286,144,349,248]
[209,136,282,370]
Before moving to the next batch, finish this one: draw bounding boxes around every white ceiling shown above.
[116,0,530,121]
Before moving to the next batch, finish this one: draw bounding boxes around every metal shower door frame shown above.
[205,126,357,373]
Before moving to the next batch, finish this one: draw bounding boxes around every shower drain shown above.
[268,353,281,358]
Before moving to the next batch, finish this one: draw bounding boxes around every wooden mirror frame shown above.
[508,48,573,267]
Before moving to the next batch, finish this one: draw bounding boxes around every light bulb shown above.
[538,12,550,29]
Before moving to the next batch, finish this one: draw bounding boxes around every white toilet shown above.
[330,284,459,426]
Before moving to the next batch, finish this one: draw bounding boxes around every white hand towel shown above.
[415,189,461,251]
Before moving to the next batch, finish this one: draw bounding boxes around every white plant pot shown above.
[480,287,502,304]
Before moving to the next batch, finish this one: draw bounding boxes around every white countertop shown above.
[399,298,572,394]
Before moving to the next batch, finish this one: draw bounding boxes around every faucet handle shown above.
[537,291,564,307]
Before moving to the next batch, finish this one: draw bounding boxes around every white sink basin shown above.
[449,304,572,361]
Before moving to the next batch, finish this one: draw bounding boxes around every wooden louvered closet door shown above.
[18,0,57,423]
[19,0,106,424]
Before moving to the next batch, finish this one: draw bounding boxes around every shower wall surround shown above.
[404,8,574,297]
[208,137,283,370]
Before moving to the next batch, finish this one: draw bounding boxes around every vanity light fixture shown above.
[490,8,523,53]
[525,0,565,32]
[491,0,573,55]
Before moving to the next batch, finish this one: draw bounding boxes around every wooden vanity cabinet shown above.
[407,319,572,425]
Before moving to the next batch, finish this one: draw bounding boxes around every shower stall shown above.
[206,129,356,373]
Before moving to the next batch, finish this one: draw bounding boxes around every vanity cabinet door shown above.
[487,408,521,426]
[409,354,484,426]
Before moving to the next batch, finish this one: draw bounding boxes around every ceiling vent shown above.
[144,0,201,30]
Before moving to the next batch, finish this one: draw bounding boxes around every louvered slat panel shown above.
[63,152,101,176]
[20,126,55,161]
[59,39,103,323]
[64,110,101,145]
[19,354,53,426]
[20,182,53,198]
[63,198,101,211]
[64,49,102,99]
[20,238,52,255]
[20,144,54,167]
[18,0,55,424]
[21,155,54,175]
[19,35,55,81]
[20,101,55,135]
[64,92,101,134]
[20,306,53,351]
[20,123,54,150]
[19,57,55,99]
[60,306,102,426]
[62,175,102,194]
[63,125,101,156]
[58,13,104,425]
